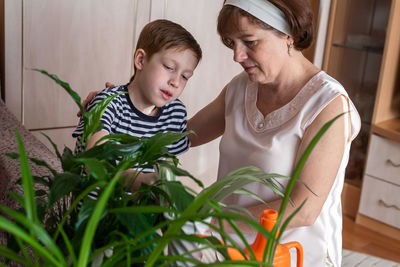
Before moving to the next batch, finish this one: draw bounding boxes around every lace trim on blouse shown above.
[245,71,325,132]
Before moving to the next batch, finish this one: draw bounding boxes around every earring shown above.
[288,43,294,56]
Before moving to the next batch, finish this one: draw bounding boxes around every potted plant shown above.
[0,70,342,266]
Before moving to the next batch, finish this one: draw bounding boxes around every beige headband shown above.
[225,0,291,36]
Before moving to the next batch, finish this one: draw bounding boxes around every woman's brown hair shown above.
[217,0,314,50]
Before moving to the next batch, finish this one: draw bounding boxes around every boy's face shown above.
[135,47,198,108]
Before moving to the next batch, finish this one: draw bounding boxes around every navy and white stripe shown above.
[72,85,189,172]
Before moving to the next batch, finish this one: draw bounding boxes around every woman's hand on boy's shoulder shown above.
[76,82,115,117]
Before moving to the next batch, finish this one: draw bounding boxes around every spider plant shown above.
[0,70,342,266]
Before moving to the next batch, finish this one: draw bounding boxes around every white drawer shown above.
[365,134,400,185]
[359,175,400,229]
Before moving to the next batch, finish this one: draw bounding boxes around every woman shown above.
[80,1,360,265]
[188,0,360,266]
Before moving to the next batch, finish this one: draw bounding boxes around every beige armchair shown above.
[0,99,62,245]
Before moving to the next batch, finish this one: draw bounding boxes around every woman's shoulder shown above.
[314,71,347,95]
[297,71,349,106]
[300,71,351,112]
[228,71,249,87]
[302,71,360,136]
[225,71,249,98]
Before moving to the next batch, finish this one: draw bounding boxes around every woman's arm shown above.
[188,85,228,147]
[252,95,349,228]
[222,95,350,234]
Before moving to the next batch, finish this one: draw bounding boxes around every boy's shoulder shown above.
[86,85,128,111]
[97,85,128,97]
[92,85,128,102]
[164,98,186,110]
[167,98,184,106]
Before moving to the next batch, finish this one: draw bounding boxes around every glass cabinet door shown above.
[323,0,392,186]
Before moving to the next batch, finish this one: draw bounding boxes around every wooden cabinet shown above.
[358,135,400,230]
[323,0,400,238]
[4,0,137,152]
[357,0,400,240]
[323,0,393,187]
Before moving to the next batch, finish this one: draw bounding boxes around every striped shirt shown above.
[72,85,189,173]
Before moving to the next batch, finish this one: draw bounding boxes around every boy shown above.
[72,19,202,190]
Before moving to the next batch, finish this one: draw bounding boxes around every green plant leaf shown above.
[117,212,158,237]
[0,206,67,265]
[52,181,104,241]
[61,146,78,171]
[139,131,192,163]
[163,181,195,211]
[15,131,37,223]
[40,132,63,161]
[158,161,203,188]
[0,216,61,266]
[35,189,47,197]
[144,166,282,266]
[75,197,98,231]
[75,158,107,180]
[98,133,140,144]
[4,152,19,159]
[77,141,143,162]
[33,69,84,116]
[8,153,59,178]
[109,205,176,214]
[48,172,81,206]
[82,93,123,145]
[145,172,243,265]
[77,169,124,267]
[234,188,267,204]
[8,192,25,208]
[199,168,284,214]
[30,157,58,177]
[0,246,29,265]
[32,175,52,187]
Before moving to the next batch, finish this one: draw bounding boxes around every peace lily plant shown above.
[0,70,341,266]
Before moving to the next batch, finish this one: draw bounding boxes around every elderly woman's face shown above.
[222,15,289,84]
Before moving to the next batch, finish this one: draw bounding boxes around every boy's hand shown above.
[76,82,115,117]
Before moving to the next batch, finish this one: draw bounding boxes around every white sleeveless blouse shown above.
[218,71,360,267]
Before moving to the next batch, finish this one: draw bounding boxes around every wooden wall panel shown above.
[23,0,136,130]
[4,0,22,120]
[0,0,4,101]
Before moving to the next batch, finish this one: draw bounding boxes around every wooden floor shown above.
[342,215,400,263]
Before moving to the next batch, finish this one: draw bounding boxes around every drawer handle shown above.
[378,199,400,212]
[386,159,400,167]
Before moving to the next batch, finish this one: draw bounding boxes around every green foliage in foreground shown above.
[0,70,342,266]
